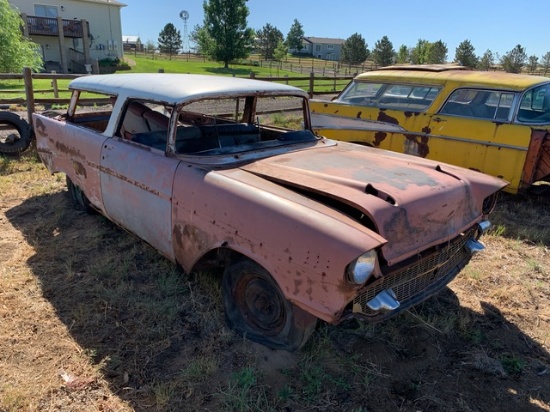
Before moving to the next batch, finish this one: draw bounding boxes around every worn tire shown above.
[0,111,32,155]
[66,175,93,213]
[222,259,317,351]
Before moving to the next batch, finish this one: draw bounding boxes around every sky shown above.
[120,0,550,60]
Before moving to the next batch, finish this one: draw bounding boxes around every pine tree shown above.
[286,19,304,53]
[157,23,182,60]
[257,23,284,60]
[341,33,368,65]
[455,40,478,68]
[372,36,395,67]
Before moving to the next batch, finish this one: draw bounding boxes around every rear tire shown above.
[0,112,32,155]
[222,258,317,351]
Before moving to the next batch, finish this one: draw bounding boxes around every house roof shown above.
[122,35,140,43]
[303,37,345,45]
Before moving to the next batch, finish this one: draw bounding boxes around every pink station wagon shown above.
[33,74,506,350]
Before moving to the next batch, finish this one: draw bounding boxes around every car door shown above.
[426,89,530,192]
[100,137,179,260]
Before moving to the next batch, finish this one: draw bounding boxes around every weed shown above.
[500,353,525,376]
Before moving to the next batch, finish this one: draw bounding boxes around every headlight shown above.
[346,250,377,285]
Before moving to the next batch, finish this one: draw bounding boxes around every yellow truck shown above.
[310,65,550,194]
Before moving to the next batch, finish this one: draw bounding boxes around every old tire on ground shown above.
[66,175,93,213]
[0,111,32,155]
[222,259,317,351]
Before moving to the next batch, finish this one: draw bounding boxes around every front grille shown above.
[353,227,476,318]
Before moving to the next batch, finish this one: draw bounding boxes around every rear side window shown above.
[439,89,515,120]
[337,81,440,111]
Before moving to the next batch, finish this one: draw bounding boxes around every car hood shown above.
[238,141,507,265]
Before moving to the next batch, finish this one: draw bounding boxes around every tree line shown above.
[153,0,550,75]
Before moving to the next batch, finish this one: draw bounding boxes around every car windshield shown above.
[174,95,318,155]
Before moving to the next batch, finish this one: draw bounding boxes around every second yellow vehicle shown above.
[311,65,550,194]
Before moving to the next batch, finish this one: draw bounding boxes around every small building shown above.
[294,37,345,61]
[122,35,142,52]
[8,0,126,74]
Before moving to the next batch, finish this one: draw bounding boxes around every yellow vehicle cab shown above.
[310,65,550,194]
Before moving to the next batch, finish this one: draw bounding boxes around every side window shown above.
[517,84,550,123]
[377,85,440,111]
[337,82,384,105]
[338,81,440,111]
[119,100,170,150]
[440,89,515,120]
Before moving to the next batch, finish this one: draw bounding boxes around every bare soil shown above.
[0,148,549,412]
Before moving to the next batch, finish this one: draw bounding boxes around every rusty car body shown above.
[33,73,506,350]
[310,65,550,194]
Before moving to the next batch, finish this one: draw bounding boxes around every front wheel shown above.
[222,259,317,351]
[66,176,93,213]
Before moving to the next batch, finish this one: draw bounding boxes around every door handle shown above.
[432,117,446,123]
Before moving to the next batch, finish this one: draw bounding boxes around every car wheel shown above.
[222,259,317,351]
[66,175,93,213]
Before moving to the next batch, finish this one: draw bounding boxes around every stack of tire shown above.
[0,111,32,155]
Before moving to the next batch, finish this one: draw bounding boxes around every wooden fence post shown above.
[309,72,314,98]
[51,71,59,98]
[23,67,34,122]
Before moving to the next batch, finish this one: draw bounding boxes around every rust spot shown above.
[377,111,399,125]
[35,118,48,136]
[323,103,328,107]
[422,126,431,134]
[172,224,184,250]
[72,161,87,178]
[373,131,387,147]
[356,111,362,119]
[293,278,303,295]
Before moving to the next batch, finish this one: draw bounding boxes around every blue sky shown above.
[121,0,550,60]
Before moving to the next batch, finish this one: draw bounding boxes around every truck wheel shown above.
[222,259,317,351]
[66,176,93,213]
[0,112,32,155]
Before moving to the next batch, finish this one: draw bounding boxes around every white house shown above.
[294,37,345,61]
[8,0,126,73]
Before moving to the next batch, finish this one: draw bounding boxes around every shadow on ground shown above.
[6,190,550,411]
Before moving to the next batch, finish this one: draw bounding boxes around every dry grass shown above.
[1,147,549,412]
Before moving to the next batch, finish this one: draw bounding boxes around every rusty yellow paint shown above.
[311,68,550,194]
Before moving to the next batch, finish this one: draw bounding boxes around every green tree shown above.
[0,0,42,73]
[145,39,155,53]
[273,40,287,63]
[541,52,550,76]
[257,23,283,60]
[158,23,182,60]
[286,19,304,53]
[478,49,495,71]
[455,39,478,68]
[410,39,430,64]
[427,40,447,64]
[501,44,527,73]
[396,45,410,64]
[372,35,394,67]
[527,55,539,74]
[341,33,369,65]
[200,0,255,68]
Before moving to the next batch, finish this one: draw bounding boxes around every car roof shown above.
[69,73,309,105]
[354,65,550,91]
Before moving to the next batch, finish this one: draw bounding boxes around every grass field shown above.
[0,54,351,103]
[1,144,549,411]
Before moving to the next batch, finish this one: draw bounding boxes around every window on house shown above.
[34,5,58,17]
[315,45,321,52]
[328,45,333,50]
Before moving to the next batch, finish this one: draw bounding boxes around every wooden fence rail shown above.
[0,68,353,122]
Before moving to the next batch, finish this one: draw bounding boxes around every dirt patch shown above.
[0,153,549,411]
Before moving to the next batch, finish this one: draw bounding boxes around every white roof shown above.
[69,73,308,105]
